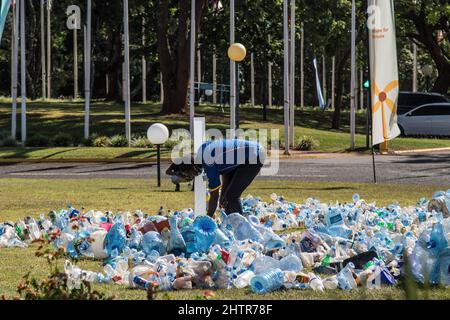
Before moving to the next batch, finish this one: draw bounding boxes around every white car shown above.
[397,103,450,136]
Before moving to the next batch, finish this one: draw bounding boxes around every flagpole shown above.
[142,17,146,103]
[230,0,236,132]
[123,0,131,145]
[40,0,46,99]
[189,0,195,134]
[283,0,290,155]
[46,0,51,99]
[289,0,295,148]
[366,0,376,184]
[84,0,91,139]
[11,0,18,139]
[300,23,304,109]
[20,0,26,143]
[350,0,356,150]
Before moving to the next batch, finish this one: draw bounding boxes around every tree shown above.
[397,0,450,94]
[157,0,208,114]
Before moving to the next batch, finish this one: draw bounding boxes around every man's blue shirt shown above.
[196,139,263,191]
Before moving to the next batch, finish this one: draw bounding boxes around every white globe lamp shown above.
[147,123,170,187]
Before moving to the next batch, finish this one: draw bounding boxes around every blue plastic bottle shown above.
[181,224,198,256]
[250,268,284,294]
[167,216,186,256]
[142,231,165,256]
[127,227,143,250]
[279,254,303,272]
[104,222,127,254]
[193,216,217,252]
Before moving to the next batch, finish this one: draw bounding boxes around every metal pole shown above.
[213,50,217,104]
[300,23,304,109]
[360,67,364,110]
[268,61,272,108]
[212,52,217,104]
[74,29,78,99]
[366,88,370,148]
[350,0,356,150]
[142,17,147,103]
[230,0,236,131]
[331,56,335,110]
[157,144,161,187]
[251,53,255,106]
[46,0,51,99]
[84,0,91,140]
[289,0,295,148]
[124,0,131,145]
[412,43,417,92]
[322,54,326,103]
[189,0,195,134]
[40,0,46,99]
[20,0,26,143]
[11,0,19,139]
[283,0,290,155]
[236,63,240,129]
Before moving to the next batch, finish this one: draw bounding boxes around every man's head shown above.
[166,156,202,181]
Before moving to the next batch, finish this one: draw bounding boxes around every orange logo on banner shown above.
[372,80,398,140]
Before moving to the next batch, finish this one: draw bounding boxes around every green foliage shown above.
[1,137,18,147]
[131,136,153,148]
[11,245,114,300]
[108,135,129,147]
[296,136,320,151]
[92,136,109,147]
[26,134,50,147]
[51,133,73,147]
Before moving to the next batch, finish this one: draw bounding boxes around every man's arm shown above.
[207,189,220,217]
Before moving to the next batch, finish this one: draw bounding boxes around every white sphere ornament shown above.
[147,123,170,145]
[228,43,247,62]
[205,89,213,96]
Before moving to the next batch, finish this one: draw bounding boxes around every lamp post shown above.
[147,123,170,188]
[227,43,247,130]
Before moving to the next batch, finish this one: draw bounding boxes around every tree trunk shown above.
[157,0,207,114]
[105,30,123,101]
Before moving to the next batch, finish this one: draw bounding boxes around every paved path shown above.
[1,151,449,185]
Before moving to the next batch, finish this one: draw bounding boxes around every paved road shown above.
[1,151,450,185]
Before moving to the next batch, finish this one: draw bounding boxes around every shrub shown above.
[10,245,115,300]
[1,137,18,147]
[52,133,73,147]
[131,136,153,148]
[107,134,128,147]
[26,134,50,147]
[296,136,320,151]
[92,136,109,147]
[163,138,181,150]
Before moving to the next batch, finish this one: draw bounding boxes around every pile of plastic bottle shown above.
[1,191,450,293]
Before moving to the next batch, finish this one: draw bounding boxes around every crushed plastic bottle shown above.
[250,268,284,294]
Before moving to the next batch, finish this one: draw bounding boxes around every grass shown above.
[1,178,449,299]
[0,99,449,159]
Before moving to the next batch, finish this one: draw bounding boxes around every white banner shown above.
[368,0,400,146]
[313,58,325,110]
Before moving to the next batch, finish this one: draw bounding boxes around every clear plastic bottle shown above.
[234,270,255,289]
[308,272,324,291]
[250,268,284,294]
[279,254,303,272]
[337,262,357,290]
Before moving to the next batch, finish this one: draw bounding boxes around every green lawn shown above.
[0,99,449,160]
[1,178,449,300]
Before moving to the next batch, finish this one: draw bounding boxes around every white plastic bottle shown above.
[234,270,255,289]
